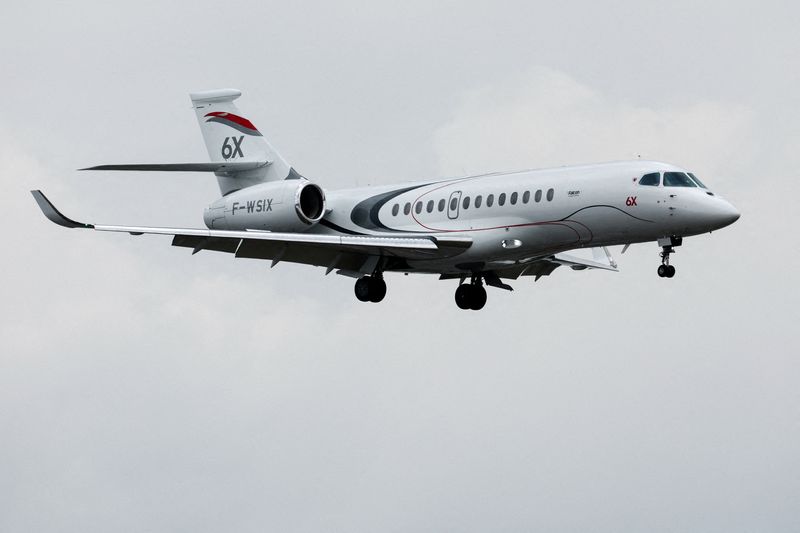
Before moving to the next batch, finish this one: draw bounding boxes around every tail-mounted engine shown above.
[204,179,326,232]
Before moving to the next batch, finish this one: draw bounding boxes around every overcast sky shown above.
[2,1,799,532]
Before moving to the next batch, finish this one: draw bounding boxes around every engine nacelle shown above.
[204,179,326,231]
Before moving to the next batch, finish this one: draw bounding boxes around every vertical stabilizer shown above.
[190,89,292,195]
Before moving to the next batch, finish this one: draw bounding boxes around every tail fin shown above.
[190,89,293,195]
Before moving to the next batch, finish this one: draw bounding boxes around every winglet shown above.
[30,190,93,229]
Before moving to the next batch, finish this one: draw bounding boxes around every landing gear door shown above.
[447,190,462,220]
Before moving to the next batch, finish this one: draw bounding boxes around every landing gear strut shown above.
[354,274,387,303]
[455,275,487,310]
[657,237,681,278]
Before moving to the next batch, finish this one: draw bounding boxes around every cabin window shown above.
[426,200,434,213]
[499,193,506,206]
[638,172,660,186]
[546,188,554,201]
[392,204,399,216]
[523,191,530,203]
[404,202,411,215]
[415,201,423,214]
[475,195,482,208]
[664,172,697,187]
[487,194,494,207]
[535,189,542,202]
[463,196,471,209]
[510,192,518,205]
[438,199,446,212]
[450,197,458,211]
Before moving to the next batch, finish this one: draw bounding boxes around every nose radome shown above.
[715,199,740,228]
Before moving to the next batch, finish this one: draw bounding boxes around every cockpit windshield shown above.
[688,173,707,188]
[663,172,697,187]
[637,170,710,189]
[638,172,660,186]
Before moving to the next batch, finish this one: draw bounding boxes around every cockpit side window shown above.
[663,172,697,187]
[638,172,660,186]
[688,173,707,188]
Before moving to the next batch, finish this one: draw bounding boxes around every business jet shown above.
[32,89,740,310]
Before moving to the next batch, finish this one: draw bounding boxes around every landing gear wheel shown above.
[368,277,387,302]
[355,275,387,303]
[455,278,488,311]
[455,284,473,310]
[665,265,676,278]
[657,265,668,278]
[470,285,487,310]
[355,277,372,302]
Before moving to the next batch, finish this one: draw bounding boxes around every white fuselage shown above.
[202,160,739,275]
[282,160,739,274]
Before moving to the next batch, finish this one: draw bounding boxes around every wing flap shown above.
[234,239,368,271]
[171,235,241,254]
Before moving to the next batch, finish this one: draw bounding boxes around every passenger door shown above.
[447,190,462,220]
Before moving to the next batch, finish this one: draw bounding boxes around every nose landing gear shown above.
[455,275,487,310]
[657,237,681,278]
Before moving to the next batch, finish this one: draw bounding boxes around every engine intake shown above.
[296,181,325,224]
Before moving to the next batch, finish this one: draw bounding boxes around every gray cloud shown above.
[1,2,798,532]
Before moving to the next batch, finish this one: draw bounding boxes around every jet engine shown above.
[204,179,326,232]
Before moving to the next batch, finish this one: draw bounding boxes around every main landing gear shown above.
[353,271,504,310]
[455,275,487,311]
[354,274,386,303]
[657,237,682,278]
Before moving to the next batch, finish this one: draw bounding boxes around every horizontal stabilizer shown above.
[80,161,270,173]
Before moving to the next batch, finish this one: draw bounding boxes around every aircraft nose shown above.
[713,199,741,228]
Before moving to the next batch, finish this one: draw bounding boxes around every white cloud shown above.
[434,67,757,185]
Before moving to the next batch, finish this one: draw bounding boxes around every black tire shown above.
[470,285,487,310]
[657,265,667,278]
[665,265,676,278]
[455,284,473,310]
[354,277,372,302]
[369,277,387,302]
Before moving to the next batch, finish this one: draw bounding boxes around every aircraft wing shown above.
[551,247,618,272]
[484,246,618,281]
[31,190,471,272]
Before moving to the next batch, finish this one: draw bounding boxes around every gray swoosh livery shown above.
[32,89,740,310]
